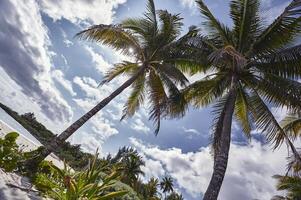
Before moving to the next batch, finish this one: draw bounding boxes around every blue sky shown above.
[0,0,296,199]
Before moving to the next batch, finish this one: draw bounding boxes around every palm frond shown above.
[196,0,234,46]
[234,84,252,138]
[156,69,187,119]
[100,61,138,85]
[273,174,301,199]
[157,10,183,44]
[184,73,230,107]
[247,90,288,148]
[147,70,168,134]
[230,0,261,53]
[121,75,146,120]
[76,24,142,57]
[251,44,301,79]
[281,115,301,140]
[156,63,189,87]
[246,73,301,111]
[247,0,301,55]
[145,0,158,35]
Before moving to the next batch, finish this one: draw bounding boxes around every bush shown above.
[0,132,23,172]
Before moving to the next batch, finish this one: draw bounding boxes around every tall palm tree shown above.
[160,176,174,199]
[178,0,301,199]
[27,0,190,167]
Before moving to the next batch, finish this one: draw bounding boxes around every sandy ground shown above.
[0,169,44,200]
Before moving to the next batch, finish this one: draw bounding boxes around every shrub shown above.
[0,132,23,172]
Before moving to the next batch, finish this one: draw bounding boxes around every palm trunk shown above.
[25,65,146,169]
[203,82,237,200]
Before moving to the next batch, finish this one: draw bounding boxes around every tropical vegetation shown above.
[0,129,183,199]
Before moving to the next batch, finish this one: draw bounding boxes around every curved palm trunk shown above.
[25,66,146,168]
[203,87,237,200]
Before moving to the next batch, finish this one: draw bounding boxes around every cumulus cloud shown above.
[38,0,127,25]
[182,126,201,135]
[0,0,73,123]
[178,0,197,9]
[73,76,121,143]
[52,70,76,96]
[130,138,289,200]
[85,46,112,75]
[131,118,150,134]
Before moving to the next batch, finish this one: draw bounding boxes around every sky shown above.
[0,0,296,199]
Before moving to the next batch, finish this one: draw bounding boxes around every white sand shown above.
[0,169,45,200]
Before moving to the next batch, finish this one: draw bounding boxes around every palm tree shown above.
[103,147,145,186]
[166,192,184,200]
[118,151,145,186]
[160,176,174,199]
[178,0,301,199]
[146,178,161,200]
[27,0,190,167]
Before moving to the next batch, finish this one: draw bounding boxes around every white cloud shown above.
[179,0,197,9]
[38,0,127,25]
[90,114,119,140]
[72,76,121,144]
[85,46,112,75]
[130,138,290,200]
[131,118,150,134]
[182,126,200,135]
[0,0,73,124]
[73,76,113,101]
[71,131,103,155]
[52,70,76,96]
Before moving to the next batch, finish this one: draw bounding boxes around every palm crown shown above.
[77,0,190,133]
[182,0,301,151]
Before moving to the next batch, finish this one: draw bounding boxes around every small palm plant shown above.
[29,0,191,167]
[176,0,301,199]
